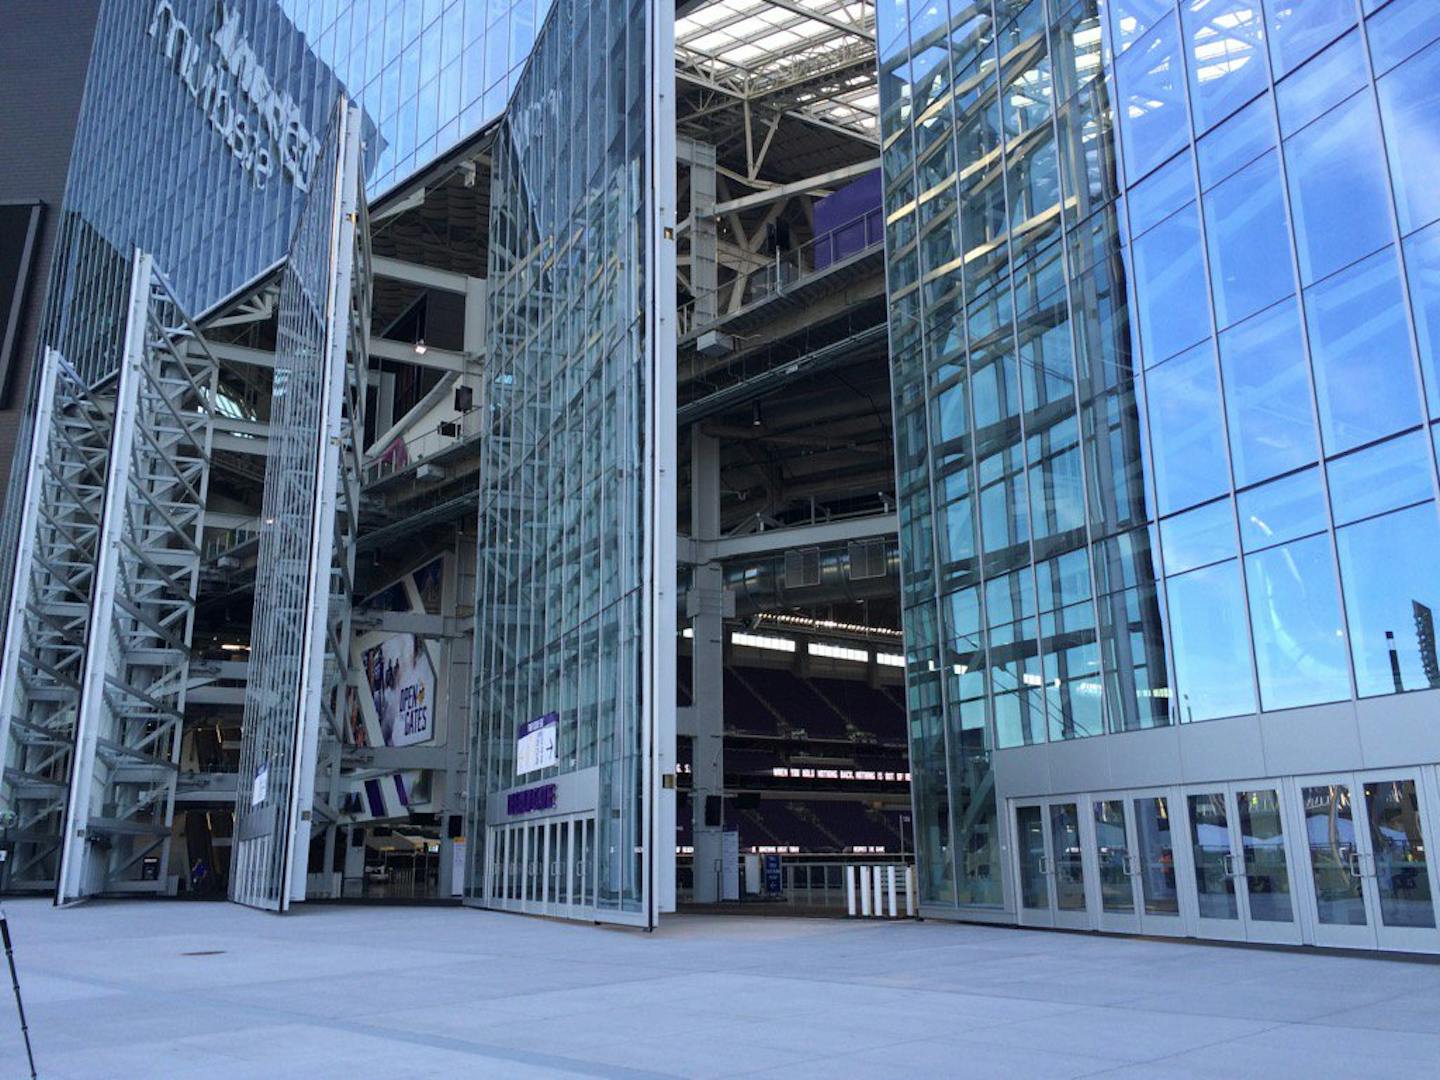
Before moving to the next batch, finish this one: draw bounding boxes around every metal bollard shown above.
[846,865,857,916]
[860,866,872,916]
[905,866,916,917]
[887,865,897,918]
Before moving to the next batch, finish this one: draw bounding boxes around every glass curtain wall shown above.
[879,0,1440,915]
[466,0,672,923]
[2,0,542,642]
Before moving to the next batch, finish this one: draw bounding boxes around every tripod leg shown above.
[0,909,37,1080]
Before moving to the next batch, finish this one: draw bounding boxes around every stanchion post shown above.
[845,865,857,916]
[887,865,897,918]
[905,866,916,917]
[860,866,872,916]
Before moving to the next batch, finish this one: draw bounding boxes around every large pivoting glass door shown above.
[464,0,676,927]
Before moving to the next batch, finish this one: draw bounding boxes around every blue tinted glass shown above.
[1305,247,1422,453]
[1284,90,1392,285]
[1197,94,1277,190]
[1367,0,1440,74]
[1111,0,1183,53]
[1265,0,1356,75]
[1117,14,1190,180]
[1237,466,1328,551]
[1167,560,1257,720]
[1327,431,1435,526]
[1376,41,1440,236]
[1161,497,1238,574]
[1276,30,1365,136]
[1405,221,1440,418]
[1335,501,1440,696]
[1146,341,1231,514]
[1183,0,1269,133]
[1128,150,1196,236]
[1220,298,1318,485]
[1204,152,1295,328]
[1133,204,1211,365]
[1246,533,1352,709]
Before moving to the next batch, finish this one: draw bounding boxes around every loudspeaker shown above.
[447,815,463,839]
[705,795,723,827]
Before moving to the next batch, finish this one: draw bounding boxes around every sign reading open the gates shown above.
[515,711,559,776]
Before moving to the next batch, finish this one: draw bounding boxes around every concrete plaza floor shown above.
[0,899,1436,1078]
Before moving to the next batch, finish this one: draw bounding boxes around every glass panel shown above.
[1405,221,1440,419]
[1160,497,1237,575]
[1305,248,1423,454]
[1219,298,1318,486]
[1134,796,1181,914]
[1265,0,1356,76]
[1111,0,1182,54]
[1147,342,1230,514]
[1050,803,1087,911]
[1188,793,1239,918]
[1017,804,1049,910]
[1204,152,1295,329]
[1363,778,1436,928]
[1168,560,1257,721]
[1245,534,1352,710]
[1303,783,1368,925]
[1128,150,1196,237]
[1376,41,1440,236]
[1237,466,1327,552]
[1284,91,1393,286]
[1197,93,1275,190]
[1237,789,1295,922]
[1132,206,1211,367]
[1095,800,1135,913]
[1334,502,1440,696]
[1182,0,1268,133]
[1327,431,1435,526]
[1367,0,1440,75]
[1116,14,1190,180]
[1275,30,1365,136]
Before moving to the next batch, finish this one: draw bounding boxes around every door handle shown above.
[1123,853,1138,877]
[1038,854,1050,875]
[1222,852,1236,878]
[1347,849,1363,877]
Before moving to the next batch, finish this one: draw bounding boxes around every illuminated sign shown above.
[147,1,321,191]
[506,784,557,817]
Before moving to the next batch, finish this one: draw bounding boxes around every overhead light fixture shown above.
[414,339,428,355]
[751,400,763,427]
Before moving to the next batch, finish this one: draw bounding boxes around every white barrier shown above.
[845,864,915,918]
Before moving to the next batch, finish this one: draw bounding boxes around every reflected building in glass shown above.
[879,0,1440,944]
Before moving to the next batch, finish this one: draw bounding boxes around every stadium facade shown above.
[0,0,1435,952]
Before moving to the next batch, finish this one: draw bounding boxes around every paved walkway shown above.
[0,898,1436,1078]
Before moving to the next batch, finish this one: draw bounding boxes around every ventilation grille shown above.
[784,546,821,588]
[848,539,888,580]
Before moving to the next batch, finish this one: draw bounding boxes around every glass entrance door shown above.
[1183,785,1302,945]
[1087,792,1186,936]
[1012,800,1091,930]
[1297,772,1439,952]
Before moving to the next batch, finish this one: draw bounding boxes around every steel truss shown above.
[230,100,369,912]
[0,254,217,899]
